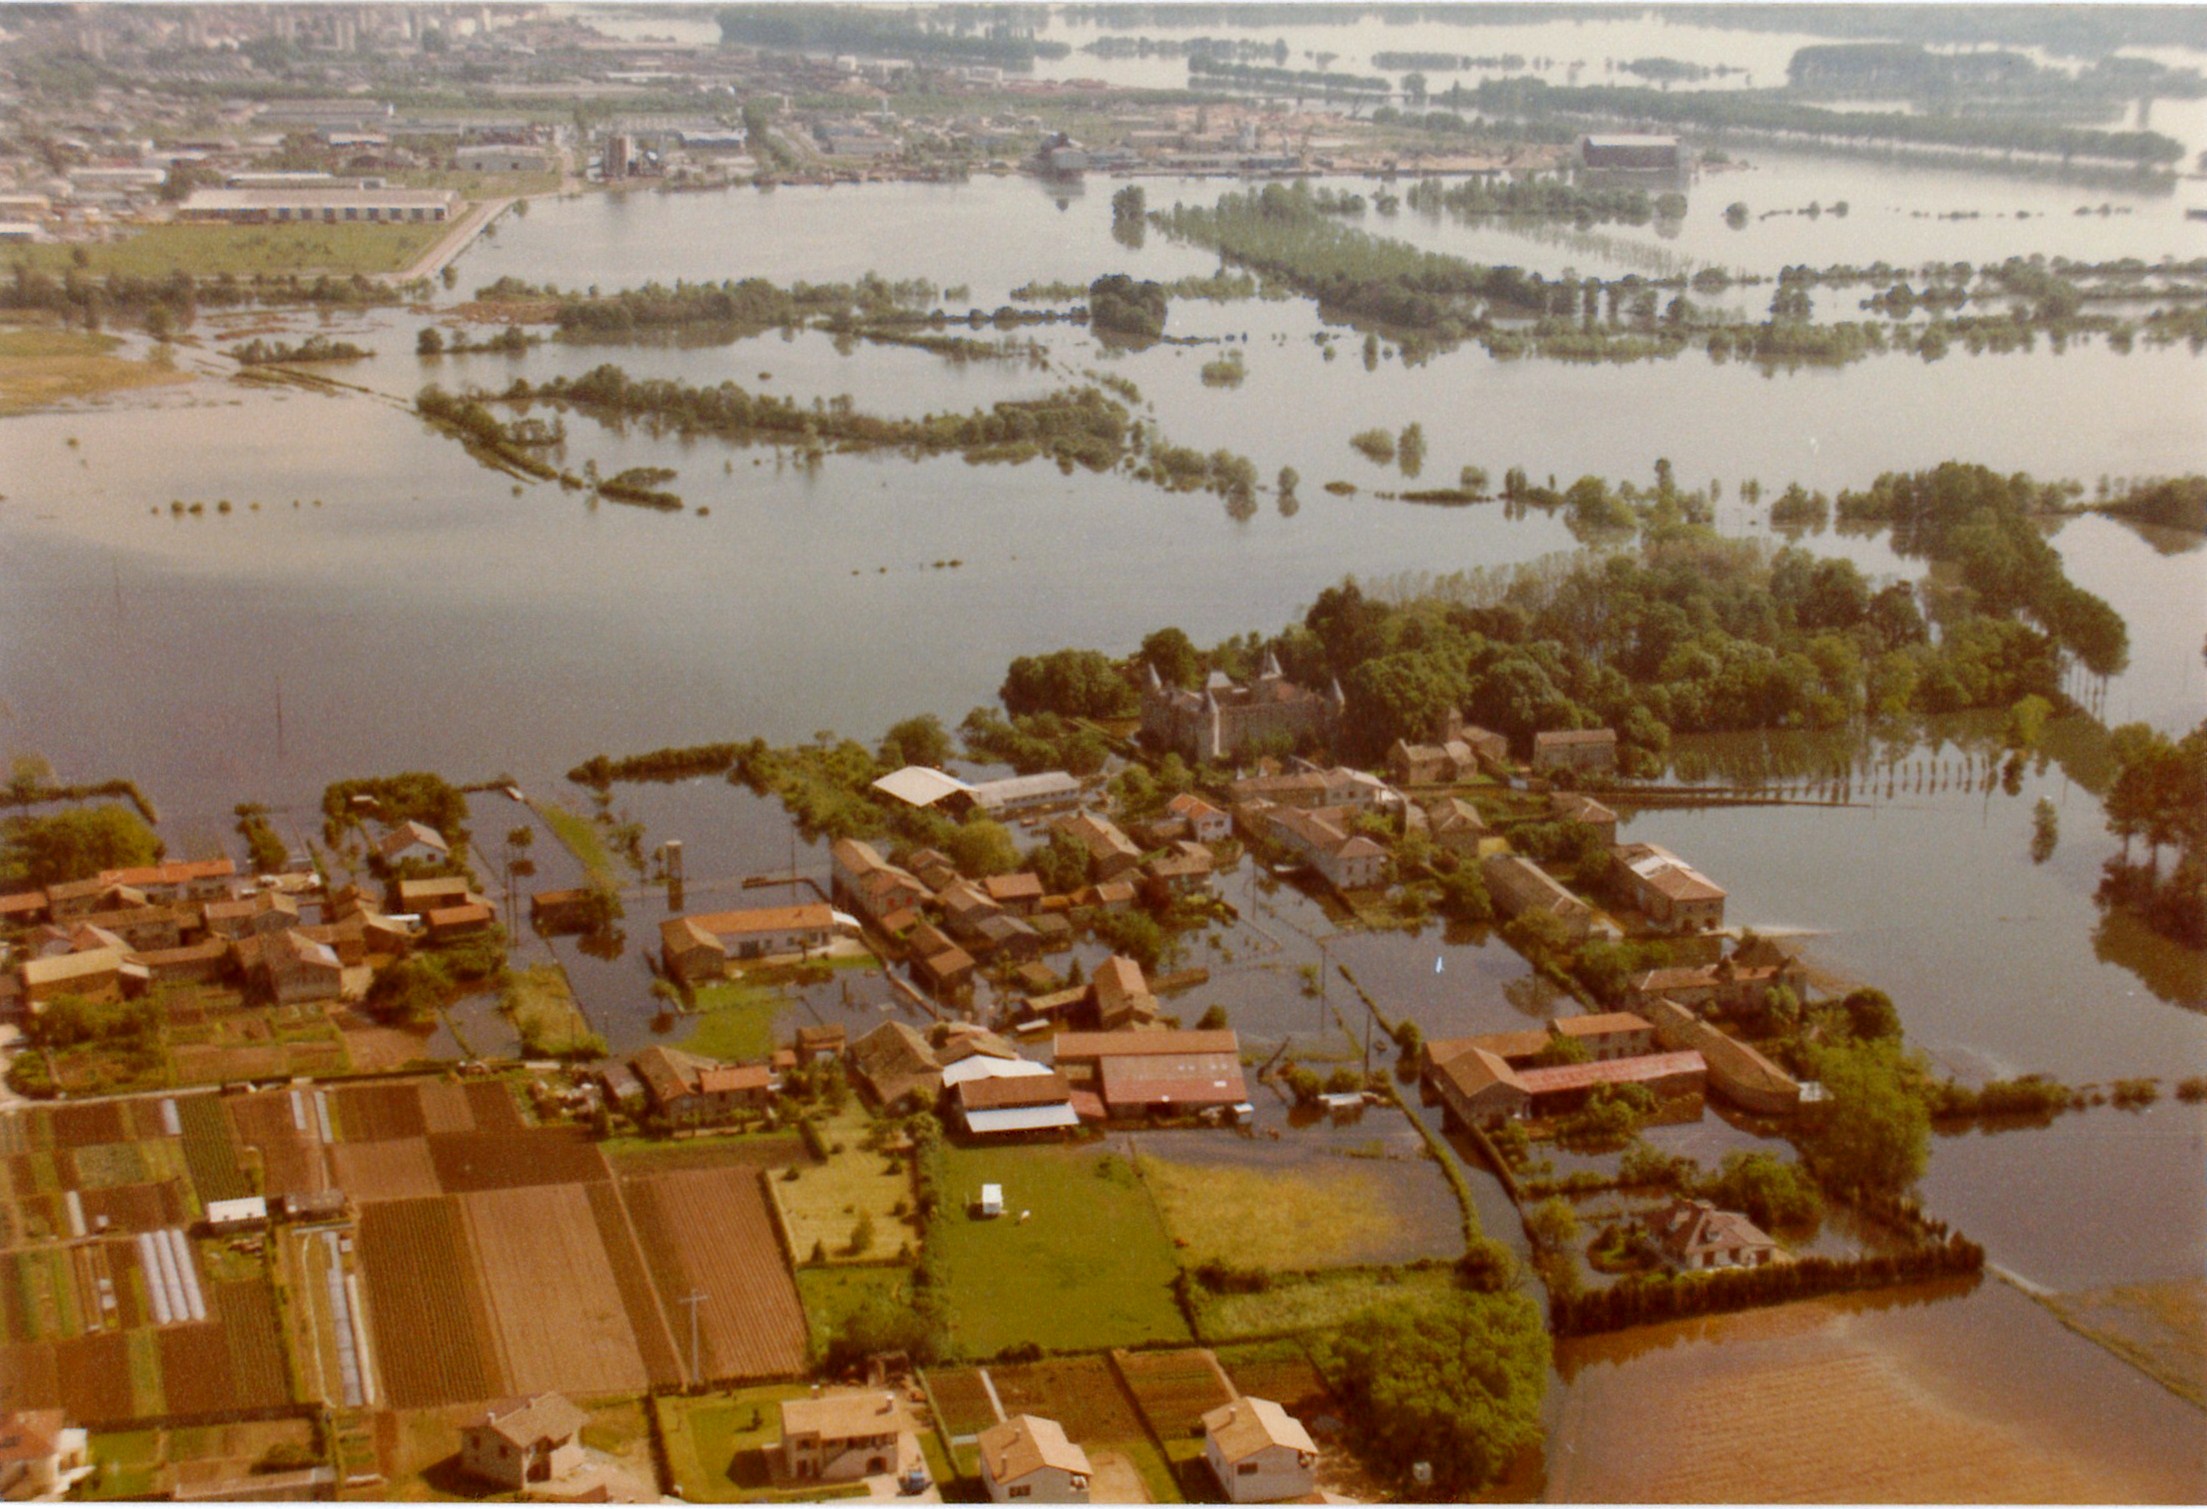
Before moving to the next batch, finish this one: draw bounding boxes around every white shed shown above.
[978,1184,1004,1218]
[204,1196,268,1232]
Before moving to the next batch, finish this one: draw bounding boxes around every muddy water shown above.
[1549,1278,2207,1502]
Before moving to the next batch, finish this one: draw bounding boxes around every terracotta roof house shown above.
[0,890,48,925]
[1145,840,1215,895]
[1073,880,1138,914]
[1532,727,1617,773]
[953,1072,1079,1137]
[1610,842,1726,933]
[1259,804,1387,892]
[1090,954,1160,1031]
[1166,793,1231,844]
[22,949,124,1007]
[1388,737,1481,787]
[97,857,238,900]
[395,875,475,915]
[660,903,836,985]
[938,879,1007,941]
[1201,1397,1317,1504]
[908,920,977,997]
[631,1046,774,1126]
[460,1393,591,1491]
[1227,766,1369,814]
[203,890,301,940]
[375,819,451,868]
[776,1392,923,1487]
[1055,1029,1247,1118]
[1481,854,1596,939]
[1549,1011,1656,1061]
[1055,813,1144,882]
[979,1414,1092,1503]
[263,929,343,1005]
[850,1021,944,1111]
[426,902,495,941]
[796,1024,848,1063]
[1643,1197,1782,1271]
[529,888,600,935]
[1428,796,1506,859]
[831,839,933,928]
[1641,998,1802,1115]
[983,872,1045,914]
[1550,790,1619,845]
[0,1409,91,1500]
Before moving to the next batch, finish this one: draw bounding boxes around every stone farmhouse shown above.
[459,1393,590,1491]
[1610,842,1727,932]
[1533,727,1618,772]
[775,1392,924,1486]
[1643,1197,1782,1270]
[659,902,837,986]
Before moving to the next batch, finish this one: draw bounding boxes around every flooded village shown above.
[0,3,2203,1504]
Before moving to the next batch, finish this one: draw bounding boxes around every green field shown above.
[931,1144,1189,1357]
[775,1107,915,1265]
[7,219,448,280]
[502,962,602,1057]
[795,1265,910,1356]
[680,979,789,1061]
[1189,1263,1463,1342]
[1138,1149,1454,1271]
[534,800,623,891]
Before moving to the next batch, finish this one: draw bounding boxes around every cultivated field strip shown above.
[335,1084,428,1142]
[227,1090,331,1201]
[625,1169,807,1383]
[587,1181,684,1389]
[988,1356,1147,1442]
[357,1196,505,1408]
[328,1139,443,1202]
[461,1185,651,1397]
[175,1096,251,1204]
[463,1081,525,1132]
[427,1128,608,1192]
[52,1330,133,1422]
[417,1080,478,1134]
[1114,1348,1237,1441]
[0,1342,61,1410]
[213,1281,292,1409]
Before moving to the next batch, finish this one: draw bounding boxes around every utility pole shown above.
[680,1290,707,1387]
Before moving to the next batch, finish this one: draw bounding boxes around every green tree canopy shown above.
[1315,1291,1550,1493]
[5,804,162,886]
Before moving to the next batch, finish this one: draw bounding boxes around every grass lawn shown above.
[656,1386,870,1502]
[775,1106,915,1265]
[795,1265,909,1355]
[6,220,448,280]
[599,1129,807,1175]
[0,324,192,414]
[83,1429,162,1501]
[502,961,602,1056]
[931,1144,1189,1358]
[1190,1263,1460,1342]
[680,978,789,1061]
[1137,1148,1456,1270]
[534,799,625,891]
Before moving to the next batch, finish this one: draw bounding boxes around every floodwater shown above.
[4,25,2206,1494]
[1549,1277,2207,1502]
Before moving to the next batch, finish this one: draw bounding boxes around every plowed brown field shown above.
[417,1081,477,1134]
[624,1169,806,1383]
[159,1322,237,1415]
[1114,1348,1235,1441]
[215,1282,291,1409]
[357,1197,503,1408]
[335,1084,427,1142]
[461,1185,650,1397]
[53,1331,133,1421]
[79,1182,185,1235]
[587,1182,683,1389]
[428,1129,607,1192]
[464,1081,524,1132]
[0,1342,59,1409]
[329,1140,442,1202]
